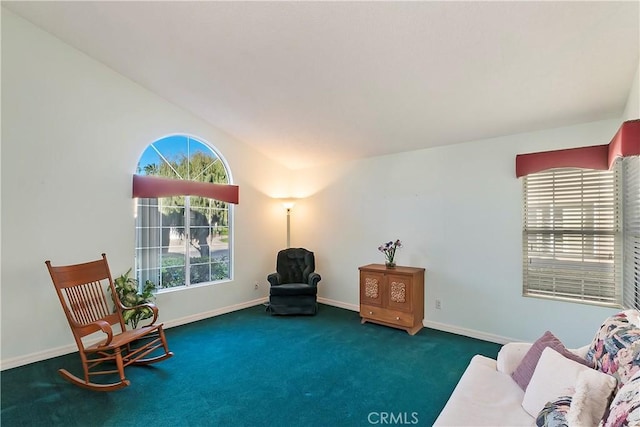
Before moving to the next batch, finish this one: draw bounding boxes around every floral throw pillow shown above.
[586,310,640,390]
[603,369,640,427]
[536,396,571,427]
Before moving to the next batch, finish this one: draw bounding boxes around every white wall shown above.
[0,10,292,367]
[623,60,639,120]
[295,119,624,348]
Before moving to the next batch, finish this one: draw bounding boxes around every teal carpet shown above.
[1,304,500,426]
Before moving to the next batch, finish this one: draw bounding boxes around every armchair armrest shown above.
[267,272,281,286]
[308,272,321,287]
[496,342,533,375]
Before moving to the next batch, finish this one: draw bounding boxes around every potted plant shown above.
[112,268,157,329]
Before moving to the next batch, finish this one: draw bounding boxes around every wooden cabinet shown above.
[359,264,425,335]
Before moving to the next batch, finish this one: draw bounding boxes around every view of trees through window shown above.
[135,135,231,289]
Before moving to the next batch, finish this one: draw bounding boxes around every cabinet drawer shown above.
[360,305,414,327]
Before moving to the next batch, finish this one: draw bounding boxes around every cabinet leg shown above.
[406,324,423,335]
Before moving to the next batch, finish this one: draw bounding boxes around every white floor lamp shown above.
[281,199,296,248]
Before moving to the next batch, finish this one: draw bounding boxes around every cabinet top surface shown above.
[359,264,425,273]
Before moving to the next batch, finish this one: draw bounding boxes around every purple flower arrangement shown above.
[378,239,402,266]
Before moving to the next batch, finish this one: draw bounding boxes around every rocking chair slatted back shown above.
[47,255,124,331]
[45,253,173,392]
[63,280,114,326]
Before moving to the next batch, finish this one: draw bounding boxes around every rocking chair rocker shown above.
[46,253,173,391]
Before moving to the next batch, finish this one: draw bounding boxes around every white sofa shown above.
[433,342,587,426]
[433,310,640,427]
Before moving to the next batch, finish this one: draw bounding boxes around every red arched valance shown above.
[132,175,239,204]
[516,119,640,177]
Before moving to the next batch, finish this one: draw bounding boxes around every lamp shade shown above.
[281,199,296,210]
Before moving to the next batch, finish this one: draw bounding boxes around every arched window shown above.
[134,135,233,290]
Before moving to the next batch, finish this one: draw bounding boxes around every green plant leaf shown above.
[113,269,158,328]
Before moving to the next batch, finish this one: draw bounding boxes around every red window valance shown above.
[516,119,640,177]
[132,174,239,204]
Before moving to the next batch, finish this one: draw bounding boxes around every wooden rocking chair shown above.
[45,253,173,391]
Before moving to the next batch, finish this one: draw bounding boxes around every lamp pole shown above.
[281,200,296,248]
[286,208,291,248]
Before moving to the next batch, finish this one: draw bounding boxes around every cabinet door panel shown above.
[385,274,413,312]
[360,271,384,307]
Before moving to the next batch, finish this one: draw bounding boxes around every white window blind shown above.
[623,156,640,310]
[522,166,622,306]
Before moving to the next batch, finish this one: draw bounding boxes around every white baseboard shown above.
[318,299,514,344]
[423,319,516,345]
[317,297,359,312]
[0,343,80,371]
[0,298,268,371]
[161,297,268,329]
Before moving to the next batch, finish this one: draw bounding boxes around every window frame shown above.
[622,156,640,310]
[134,134,234,292]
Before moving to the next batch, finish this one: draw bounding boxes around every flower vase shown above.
[385,261,396,268]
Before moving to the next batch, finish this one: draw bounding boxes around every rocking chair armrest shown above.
[267,273,281,286]
[79,320,114,346]
[308,272,321,287]
[122,302,159,325]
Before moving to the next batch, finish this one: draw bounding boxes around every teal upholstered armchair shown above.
[267,248,321,315]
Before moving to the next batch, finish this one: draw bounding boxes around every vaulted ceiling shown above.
[4,1,639,169]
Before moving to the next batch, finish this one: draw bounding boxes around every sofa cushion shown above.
[603,368,640,427]
[536,396,571,427]
[567,364,619,426]
[522,347,616,421]
[433,355,532,426]
[269,283,318,296]
[585,309,640,390]
[512,330,590,391]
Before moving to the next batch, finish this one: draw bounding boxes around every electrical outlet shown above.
[435,299,442,310]
[254,282,260,290]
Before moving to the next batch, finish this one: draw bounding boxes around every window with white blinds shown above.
[522,165,622,306]
[623,156,640,310]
